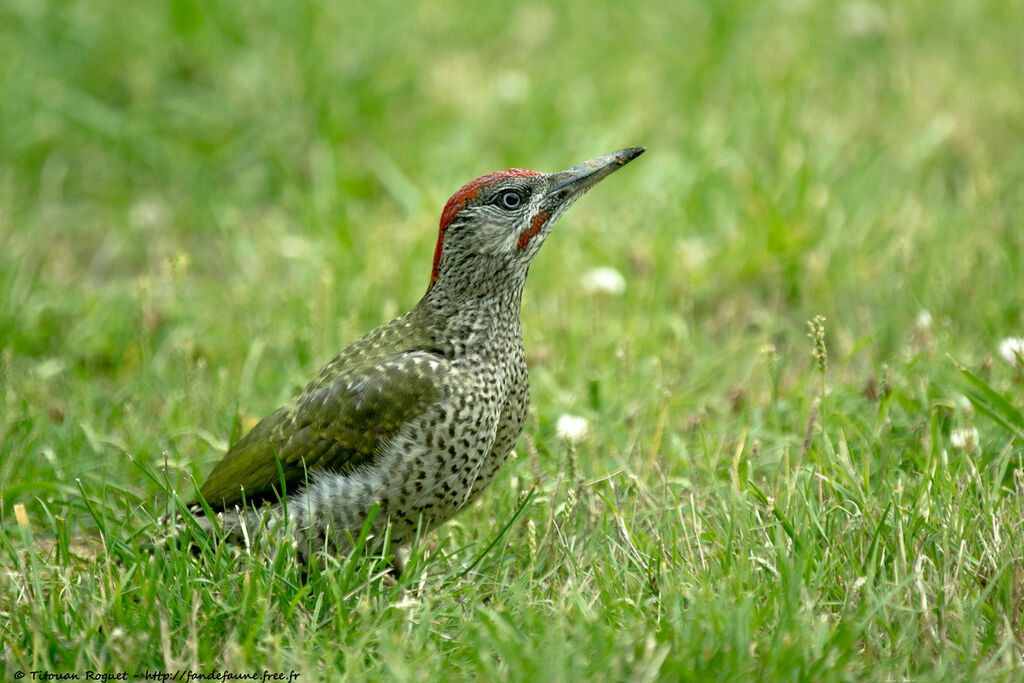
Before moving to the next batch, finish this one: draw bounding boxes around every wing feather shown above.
[197,351,447,508]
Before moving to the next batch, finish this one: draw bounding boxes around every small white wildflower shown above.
[679,238,709,270]
[495,69,530,103]
[392,595,420,611]
[915,310,932,329]
[957,394,974,415]
[129,198,168,229]
[555,414,589,445]
[950,427,979,451]
[580,266,626,296]
[279,234,313,259]
[839,1,886,37]
[998,337,1024,368]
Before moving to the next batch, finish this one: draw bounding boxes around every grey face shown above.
[431,147,645,287]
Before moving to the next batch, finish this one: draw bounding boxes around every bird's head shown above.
[428,147,645,294]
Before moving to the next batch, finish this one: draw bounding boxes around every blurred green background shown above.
[3,0,1020,472]
[2,0,1023,677]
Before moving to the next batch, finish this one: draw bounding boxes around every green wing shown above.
[197,351,447,509]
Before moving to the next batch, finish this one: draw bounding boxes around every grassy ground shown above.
[3,0,1024,679]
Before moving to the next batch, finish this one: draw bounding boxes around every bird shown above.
[183,147,645,568]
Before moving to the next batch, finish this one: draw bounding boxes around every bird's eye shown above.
[497,190,524,210]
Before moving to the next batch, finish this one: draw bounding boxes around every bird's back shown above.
[197,308,446,509]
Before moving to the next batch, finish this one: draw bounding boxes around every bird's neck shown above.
[415,273,526,357]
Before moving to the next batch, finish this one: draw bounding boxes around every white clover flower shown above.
[915,310,932,329]
[129,198,168,229]
[580,266,626,296]
[950,428,979,451]
[555,414,589,445]
[678,238,709,270]
[839,1,886,37]
[392,595,420,610]
[957,394,974,416]
[495,70,530,103]
[998,337,1024,368]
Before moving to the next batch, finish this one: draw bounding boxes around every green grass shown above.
[3,0,1024,679]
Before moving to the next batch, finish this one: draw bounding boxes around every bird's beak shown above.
[545,147,646,201]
